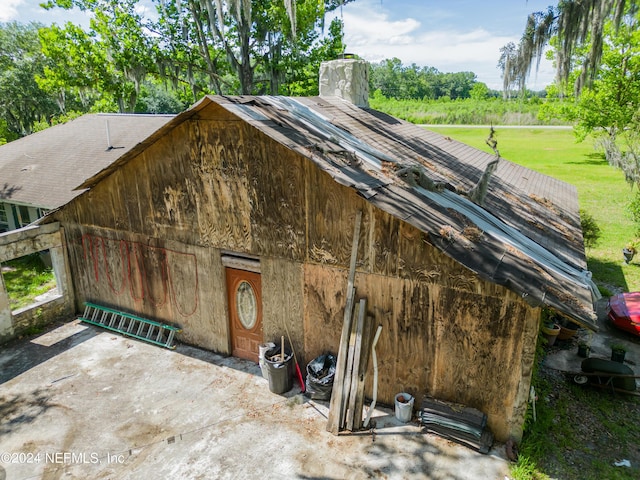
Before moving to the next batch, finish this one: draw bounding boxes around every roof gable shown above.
[209,95,598,327]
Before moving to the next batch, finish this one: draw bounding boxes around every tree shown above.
[369,59,479,101]
[569,14,640,188]
[439,71,476,100]
[44,0,350,98]
[42,0,158,112]
[153,0,351,95]
[279,17,345,96]
[498,41,526,98]
[0,22,58,136]
[504,0,638,95]
[135,80,188,113]
[369,58,404,98]
[469,82,490,100]
[37,23,107,113]
[153,0,231,97]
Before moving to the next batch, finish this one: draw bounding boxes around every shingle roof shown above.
[71,95,600,328]
[0,113,174,209]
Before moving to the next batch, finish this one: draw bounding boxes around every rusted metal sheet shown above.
[207,95,597,328]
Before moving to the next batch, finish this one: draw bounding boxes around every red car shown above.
[607,292,640,336]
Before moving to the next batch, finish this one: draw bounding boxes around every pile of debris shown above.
[419,396,494,454]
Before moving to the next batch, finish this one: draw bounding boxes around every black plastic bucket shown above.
[265,347,293,394]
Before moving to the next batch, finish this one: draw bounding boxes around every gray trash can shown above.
[265,347,293,394]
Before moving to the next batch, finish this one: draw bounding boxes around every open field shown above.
[426,126,640,293]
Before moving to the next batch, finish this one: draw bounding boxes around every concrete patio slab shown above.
[1,320,510,480]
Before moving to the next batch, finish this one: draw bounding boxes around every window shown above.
[18,205,31,226]
[1,250,59,312]
[11,204,32,227]
[0,204,8,232]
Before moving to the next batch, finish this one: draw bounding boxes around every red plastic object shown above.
[295,361,306,393]
[607,292,640,337]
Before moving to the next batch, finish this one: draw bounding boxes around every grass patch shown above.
[510,333,640,480]
[426,126,640,292]
[368,97,550,125]
[1,253,57,310]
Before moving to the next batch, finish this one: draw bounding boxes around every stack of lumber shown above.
[327,297,374,433]
[326,211,376,434]
[346,298,375,431]
[419,397,494,454]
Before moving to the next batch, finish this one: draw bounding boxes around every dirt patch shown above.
[116,421,167,447]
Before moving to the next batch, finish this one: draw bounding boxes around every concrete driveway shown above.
[0,320,510,480]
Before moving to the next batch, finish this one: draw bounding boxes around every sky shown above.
[2,0,557,90]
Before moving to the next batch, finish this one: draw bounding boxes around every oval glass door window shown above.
[236,280,257,329]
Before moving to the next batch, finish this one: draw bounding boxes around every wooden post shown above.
[345,297,367,430]
[341,301,360,430]
[0,271,13,340]
[327,210,362,434]
[363,325,383,429]
[353,314,373,431]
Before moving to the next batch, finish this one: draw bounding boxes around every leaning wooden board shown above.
[326,210,362,435]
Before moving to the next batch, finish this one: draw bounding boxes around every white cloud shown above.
[0,0,23,22]
[135,1,157,21]
[336,3,555,90]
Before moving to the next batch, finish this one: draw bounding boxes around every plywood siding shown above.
[61,224,229,353]
[52,102,538,441]
[305,161,372,269]
[248,136,307,261]
[301,161,538,441]
[371,207,400,277]
[303,262,538,441]
[261,257,305,361]
[60,114,306,256]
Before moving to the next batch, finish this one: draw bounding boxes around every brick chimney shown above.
[319,58,369,108]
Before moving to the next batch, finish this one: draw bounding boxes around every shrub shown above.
[627,190,640,227]
[580,209,602,248]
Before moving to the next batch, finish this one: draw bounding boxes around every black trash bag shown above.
[305,354,336,400]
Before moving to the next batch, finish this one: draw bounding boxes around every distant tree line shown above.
[0,0,351,141]
[368,57,494,101]
[368,57,547,102]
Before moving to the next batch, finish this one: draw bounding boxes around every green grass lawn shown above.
[427,126,639,293]
[1,253,57,310]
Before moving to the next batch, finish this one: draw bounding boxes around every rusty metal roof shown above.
[211,95,599,328]
[56,95,598,328]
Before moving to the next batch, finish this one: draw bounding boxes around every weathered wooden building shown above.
[47,60,598,442]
